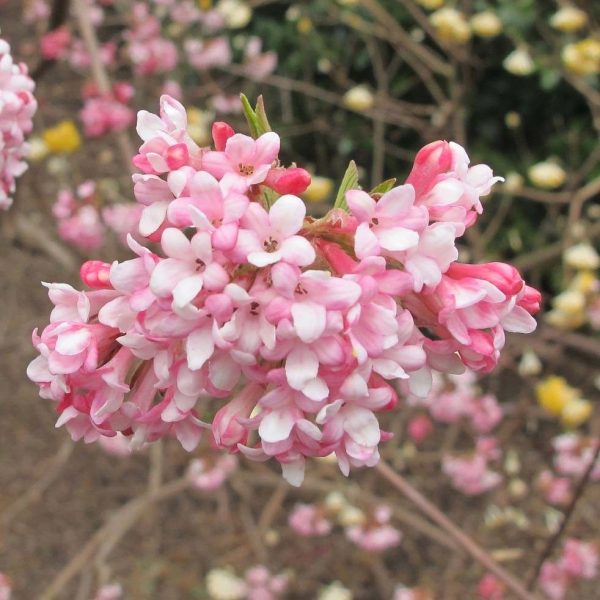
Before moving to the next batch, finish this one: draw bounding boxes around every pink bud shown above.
[478,574,505,600]
[80,260,113,289]
[316,240,357,275]
[519,285,542,315]
[212,384,263,450]
[406,140,453,197]
[407,414,433,444]
[447,262,524,296]
[165,143,189,170]
[263,167,311,195]
[212,121,235,151]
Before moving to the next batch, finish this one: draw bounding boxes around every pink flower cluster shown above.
[80,82,135,138]
[53,180,143,251]
[345,505,402,552]
[187,454,238,491]
[442,437,502,495]
[0,38,37,210]
[52,181,106,251]
[539,538,598,600]
[28,95,540,486]
[413,370,503,433]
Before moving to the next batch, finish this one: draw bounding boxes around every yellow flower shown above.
[536,376,579,416]
[216,0,252,29]
[303,176,334,203]
[186,107,213,146]
[550,6,588,33]
[343,85,374,111]
[42,120,81,154]
[27,137,49,161]
[503,172,524,192]
[503,48,535,76]
[504,111,521,129]
[198,0,212,9]
[561,398,593,428]
[528,161,566,189]
[571,271,598,295]
[417,0,444,10]
[297,16,313,34]
[546,308,586,330]
[430,8,471,44]
[562,39,600,76]
[553,289,586,316]
[564,242,600,271]
[470,11,503,38]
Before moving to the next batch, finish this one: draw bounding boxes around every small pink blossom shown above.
[288,503,333,537]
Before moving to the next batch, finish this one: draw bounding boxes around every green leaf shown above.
[255,96,272,134]
[333,160,360,211]
[240,93,260,138]
[240,94,272,138]
[370,178,396,195]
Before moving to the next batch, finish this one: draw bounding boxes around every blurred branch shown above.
[375,460,540,600]
[32,0,71,81]
[217,64,434,134]
[1,439,73,527]
[72,0,136,172]
[41,477,189,600]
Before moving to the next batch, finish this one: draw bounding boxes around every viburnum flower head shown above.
[27,94,540,485]
[0,37,37,210]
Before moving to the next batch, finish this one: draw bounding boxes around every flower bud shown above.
[550,6,588,33]
[264,167,311,195]
[80,260,113,289]
[430,8,471,44]
[470,11,503,38]
[503,48,535,76]
[564,242,600,270]
[343,85,374,111]
[211,384,262,449]
[561,398,593,428]
[212,121,235,151]
[528,161,566,189]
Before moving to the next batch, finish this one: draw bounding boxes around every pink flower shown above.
[93,583,122,600]
[346,505,402,552]
[0,38,37,210]
[40,26,71,60]
[539,561,568,600]
[288,503,333,536]
[346,185,428,259]
[407,414,433,443]
[80,96,134,138]
[559,539,598,580]
[184,37,231,70]
[477,574,505,600]
[187,454,238,491]
[202,131,280,187]
[0,573,11,600]
[234,195,315,267]
[150,228,229,315]
[442,453,502,495]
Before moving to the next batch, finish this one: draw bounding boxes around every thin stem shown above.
[526,426,600,589]
[375,460,539,600]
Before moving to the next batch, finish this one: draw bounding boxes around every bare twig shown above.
[1,439,73,526]
[375,460,539,600]
[527,418,600,589]
[41,478,189,600]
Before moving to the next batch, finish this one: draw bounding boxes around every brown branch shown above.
[526,418,600,589]
[375,460,540,600]
[40,477,189,600]
[32,0,72,81]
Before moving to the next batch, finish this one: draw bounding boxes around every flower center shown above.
[250,301,260,315]
[195,258,206,272]
[369,217,379,228]
[263,237,279,252]
[238,163,255,176]
[295,283,308,296]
